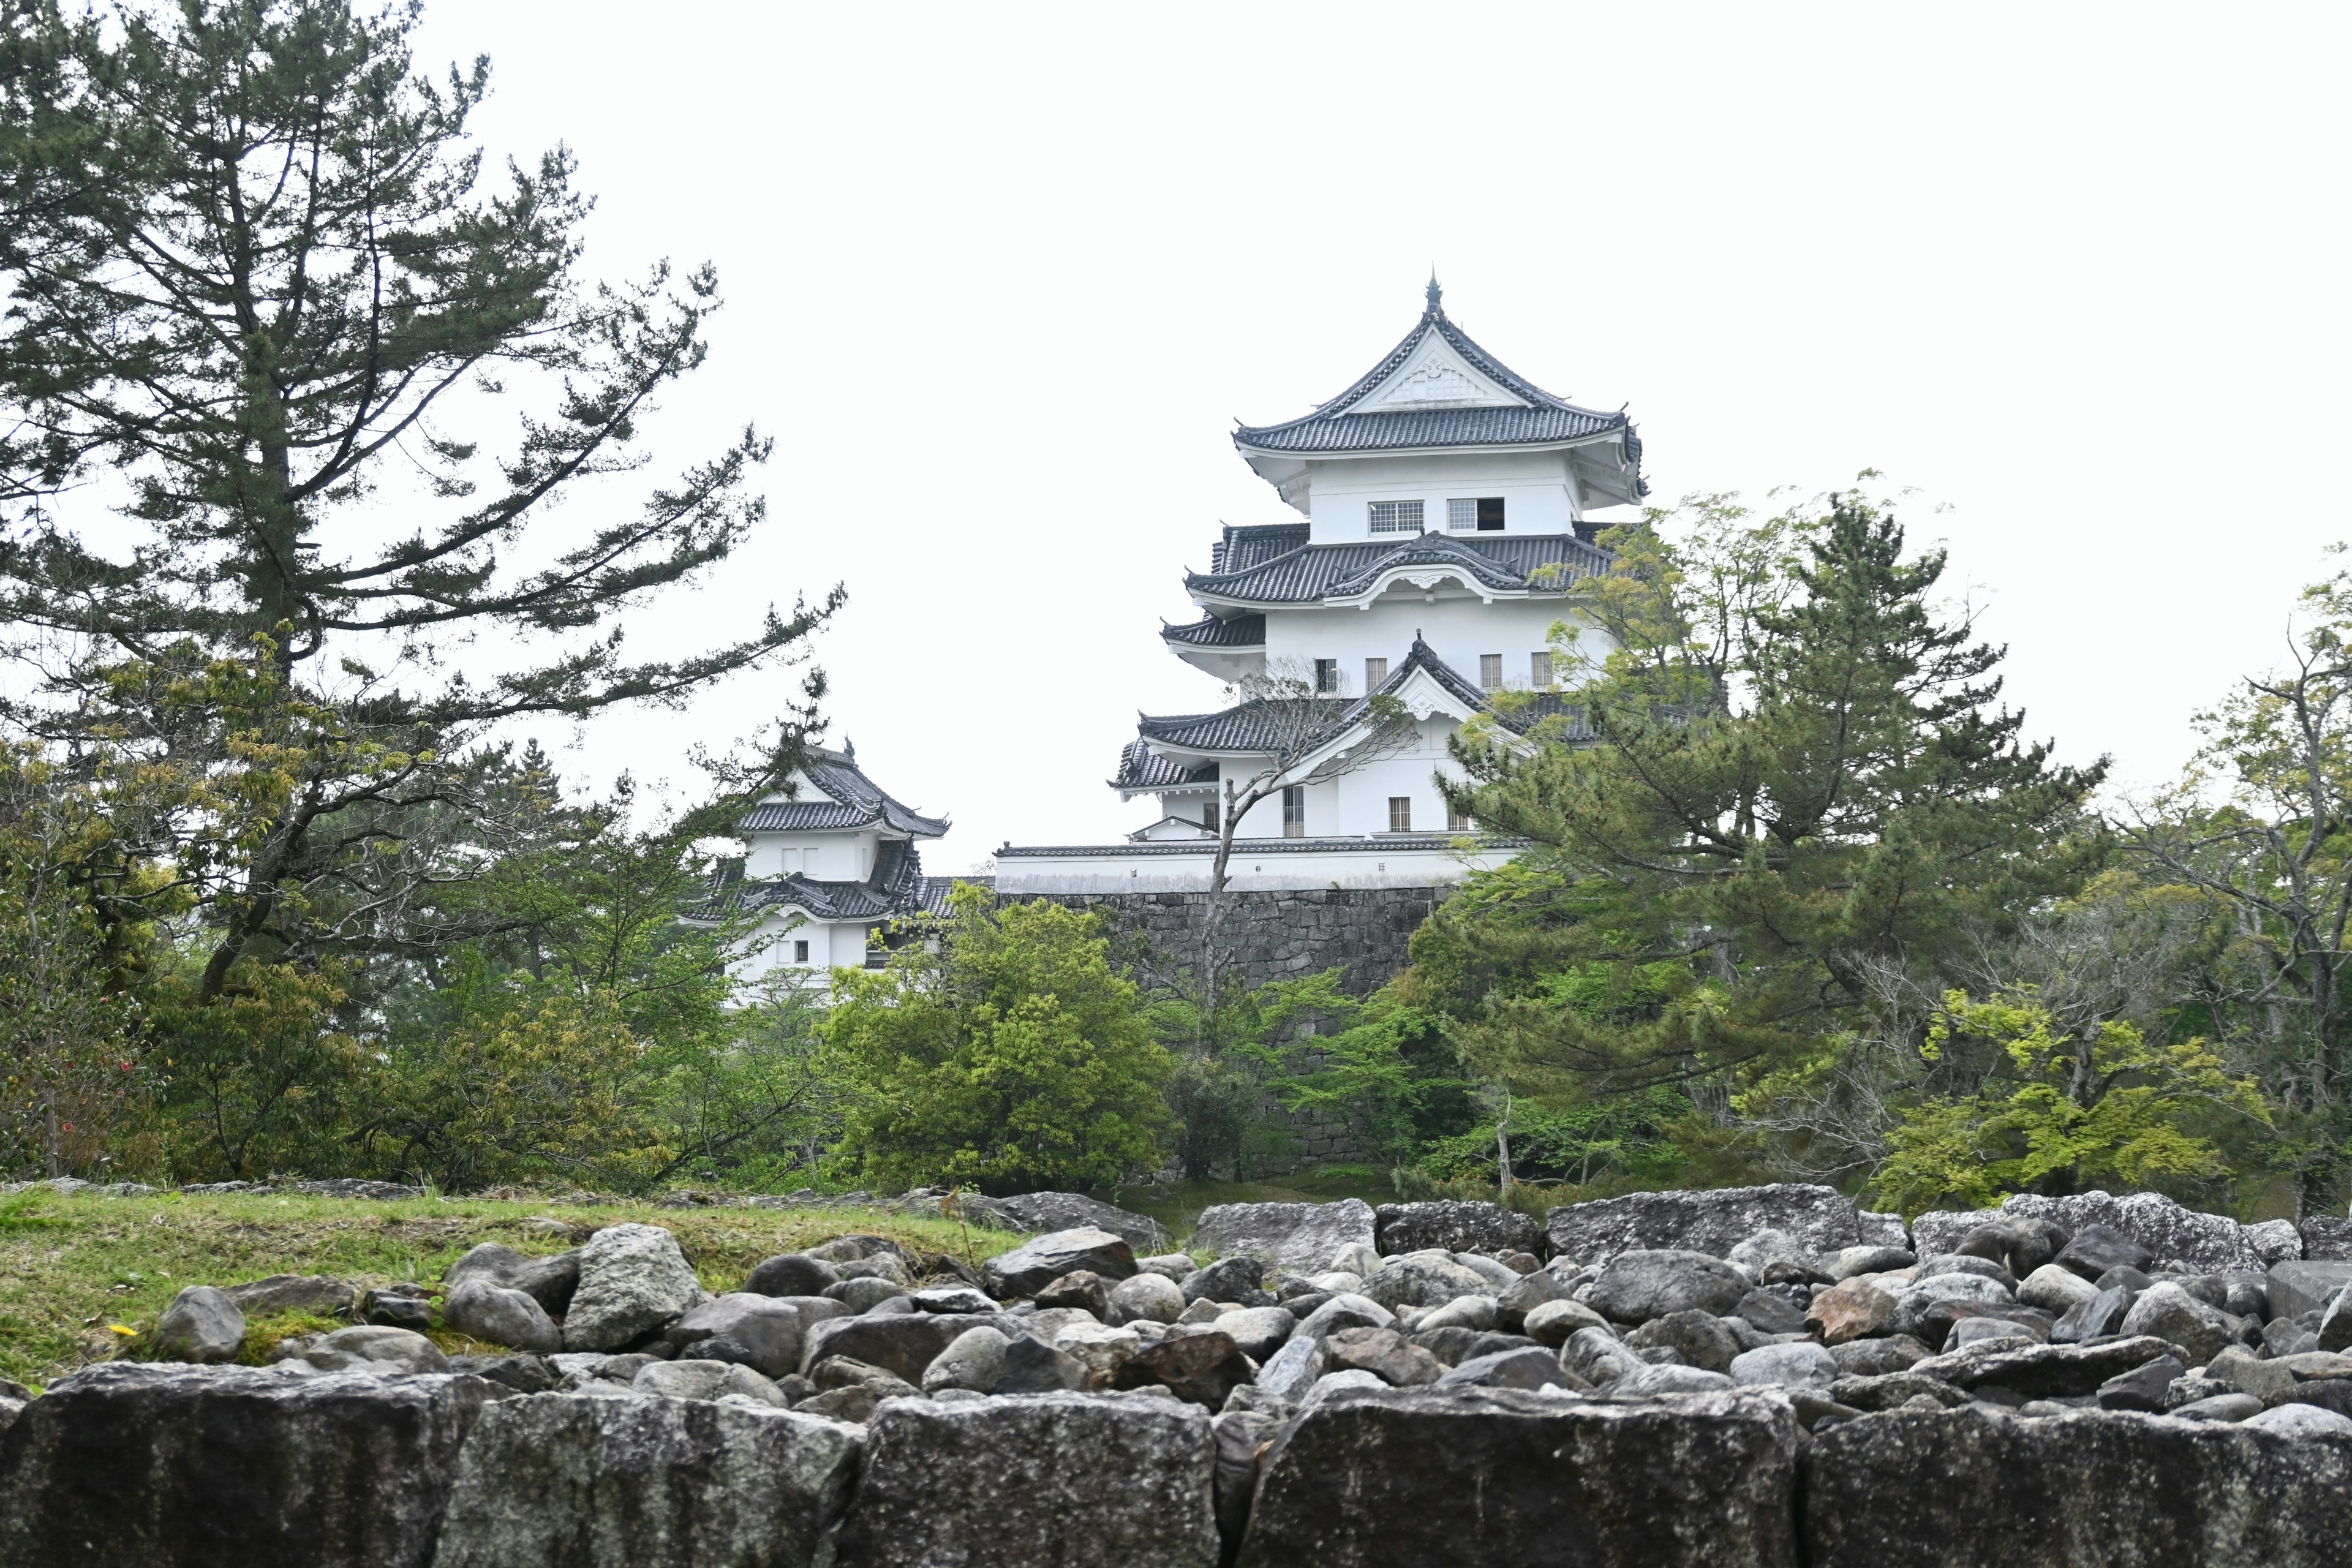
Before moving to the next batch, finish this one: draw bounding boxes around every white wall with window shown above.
[1300,450,1586,543]
[1262,600,1596,697]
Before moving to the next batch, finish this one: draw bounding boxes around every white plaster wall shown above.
[745,830,878,881]
[996,840,1516,894]
[1302,450,1577,543]
[1262,598,1594,695]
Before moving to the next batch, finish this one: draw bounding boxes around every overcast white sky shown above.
[407,2,2351,870]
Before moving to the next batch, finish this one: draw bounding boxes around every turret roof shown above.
[1186,530,1608,608]
[738,748,948,839]
[1160,612,1265,650]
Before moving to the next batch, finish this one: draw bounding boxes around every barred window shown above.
[1479,654,1503,690]
[1447,498,1477,530]
[1388,796,1412,832]
[1368,500,1424,535]
[1283,785,1306,839]
[1531,651,1553,688]
[1314,658,1339,693]
[1448,806,1471,832]
[1364,656,1389,688]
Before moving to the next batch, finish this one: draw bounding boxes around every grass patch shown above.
[0,1189,1025,1389]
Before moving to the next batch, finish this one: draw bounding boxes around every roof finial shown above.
[844,737,855,761]
[1425,271,1442,314]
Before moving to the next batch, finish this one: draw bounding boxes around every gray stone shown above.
[1362,1250,1494,1313]
[1545,1183,1861,1265]
[443,1243,581,1317]
[634,1358,790,1405]
[1113,1329,1253,1408]
[2097,1354,2187,1413]
[2298,1216,2352,1261]
[1825,1245,1915,1281]
[2055,1223,2159,1281]
[1373,1200,1543,1258]
[2245,1218,2304,1266]
[1915,1252,2019,1289]
[663,1294,802,1379]
[2246,1402,2352,1436]
[992,1333,1091,1393]
[1733,1287,1809,1335]
[1238,1385,1800,1567]
[744,1254,840,1298]
[1435,1346,1577,1392]
[2019,1262,2101,1314]
[0,1363,486,1567]
[1411,1293,1498,1334]
[1189,1199,1377,1271]
[834,1393,1218,1568]
[562,1224,701,1352]
[2122,1281,2240,1365]
[432,1390,859,1568]
[1807,1403,2352,1563]
[1106,1270,1185,1324]
[2273,1260,2352,1322]
[1494,1266,1569,1327]
[1856,1210,1910,1250]
[802,1312,1003,1385]
[981,1227,1136,1298]
[2052,1283,2136,1344]
[224,1275,356,1318]
[919,1324,1010,1393]
[907,1285,997,1314]
[442,1281,560,1354]
[301,1324,448,1374]
[1613,1363,1738,1395]
[1216,1305,1297,1360]
[1825,1371,1975,1411]
[1256,1333,1329,1400]
[1886,1272,2015,1340]
[1293,1291,1397,1343]
[1728,1229,1830,1284]
[2007,1191,2261,1273]
[1182,1254,1266,1306]
[153,1285,245,1363]
[1213,1408,1281,1553]
[995,1190,1173,1251]
[1562,1325,1648,1386]
[821,1276,909,1314]
[1903,1336,2182,1400]
[1326,1327,1445,1387]
[1729,1341,1838,1389]
[1826,1337,1931,1378]
[1626,1309,1743,1374]
[1520,1297,1610,1347]
[1586,1250,1752,1322]
[363,1286,433,1331]
[2175,1392,2264,1422]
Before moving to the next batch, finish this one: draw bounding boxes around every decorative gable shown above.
[1351,337,1525,413]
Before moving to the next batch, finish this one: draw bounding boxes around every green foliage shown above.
[1870,991,2272,1214]
[825,886,1175,1193]
[153,959,366,1182]
[1412,1085,1694,1189]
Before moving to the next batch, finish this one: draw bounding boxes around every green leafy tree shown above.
[825,886,1174,1194]
[1870,990,2271,1213]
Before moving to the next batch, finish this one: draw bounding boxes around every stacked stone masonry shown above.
[12,1183,2352,1567]
[1008,886,1447,996]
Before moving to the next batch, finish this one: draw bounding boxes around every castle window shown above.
[793,939,810,964]
[1283,785,1306,839]
[1314,658,1338,693]
[1364,656,1388,688]
[1447,498,1477,531]
[1531,651,1553,687]
[1203,802,1217,831]
[1388,796,1413,832]
[1478,497,1505,530]
[1479,654,1503,690]
[1449,806,1471,832]
[1368,500,1423,535]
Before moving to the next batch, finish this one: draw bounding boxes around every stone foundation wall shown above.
[1001,885,1450,996]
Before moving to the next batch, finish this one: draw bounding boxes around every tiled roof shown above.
[1209,525,1310,575]
[1186,531,1609,607]
[1111,739,1223,791]
[1134,698,1355,753]
[1234,301,1645,489]
[1161,613,1265,649]
[737,749,948,839]
[998,832,1531,859]
[721,838,933,922]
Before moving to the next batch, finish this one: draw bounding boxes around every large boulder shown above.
[1804,1404,2352,1566]
[1235,1386,1801,1568]
[442,1281,561,1354]
[995,1191,1172,1252]
[443,1243,581,1317]
[981,1228,1136,1299]
[1189,1199,1378,1271]
[663,1294,804,1380]
[802,1312,1011,1386]
[1545,1183,1861,1265]
[2120,1281,2241,1366]
[1373,1201,1544,1258]
[1907,1335,2183,1400]
[1999,1191,2266,1273]
[224,1275,356,1317]
[562,1224,701,1352]
[2300,1216,2352,1261]
[1586,1250,1752,1322]
[1361,1250,1496,1313]
[832,1392,1218,1568]
[153,1285,245,1363]
[2271,1260,2352,1322]
[0,1363,487,1568]
[431,1392,860,1568]
[1114,1330,1254,1409]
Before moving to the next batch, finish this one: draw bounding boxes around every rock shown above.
[292,1178,423,1200]
[224,1275,356,1317]
[1545,1182,1862,1265]
[1033,1269,1110,1316]
[1327,1240,1383,1277]
[2174,1392,2264,1422]
[1625,1310,1743,1374]
[744,1253,842,1298]
[1885,1272,2015,1340]
[1494,1266,1570,1328]
[2246,1401,2352,1436]
[1325,1326,1445,1387]
[1292,1291,1398,1343]
[1182,1254,1266,1305]
[1373,1200,1544,1258]
[562,1225,701,1352]
[153,1284,245,1363]
[363,1286,434,1332]
[441,1281,561,1354]
[1190,1199,1378,1271]
[1114,1330,1253,1409]
[1826,1371,1975,1411]
[1587,1250,1755,1322]
[1449,1251,1521,1291]
[1805,1401,2352,1563]
[907,1285,997,1314]
[635,1359,793,1406]
[920,1325,1011,1393]
[1239,1385,1800,1567]
[2018,1262,2101,1314]
[1412,1293,1498,1335]
[1825,1245,1916,1281]
[1213,1407,1280,1553]
[1729,1341,1838,1389]
[982,1227,1137,1299]
[432,1391,861,1568]
[988,1333,1088,1393]
[2299,1216,2352,1261]
[2268,1260,2352,1322]
[1436,1346,1578,1392]
[665,1292,801,1357]
[2053,1223,2158,1281]
[2245,1218,2304,1266]
[1733,1287,1809,1335]
[302,1324,450,1374]
[445,1354,565,1395]
[2095,1353,2187,1412]
[2001,1191,2265,1273]
[823,1278,909,1314]
[995,1191,1174,1251]
[0,1362,487,1567]
[2051,1284,2136,1344]
[1827,1336,1931,1377]
[1215,1305,1297,1360]
[443,1243,581,1317]
[1521,1297,1611,1348]
[1806,1278,1896,1345]
[1916,1252,2020,1289]
[1409,1324,1482,1366]
[1562,1325,1648,1386]
[1728,1229,1831,1284]
[1362,1250,1494,1313]
[1857,1210,1909,1249]
[1138,1252,1199,1280]
[1254,1333,1328,1400]
[1948,1317,2037,1349]
[803,1312,1001,1387]
[1107,1270,1185,1325]
[1053,1321,1143,1383]
[834,1393,1216,1567]
[1618,1363,1739,1394]
[2121,1281,2239,1365]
